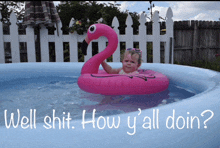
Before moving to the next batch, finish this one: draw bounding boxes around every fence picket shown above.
[10,12,20,63]
[125,13,133,49]
[0,12,4,63]
[152,11,160,63]
[139,13,147,63]
[98,36,107,62]
[40,25,49,62]
[26,26,36,62]
[69,18,78,62]
[55,21,63,62]
[112,16,120,62]
[165,7,174,64]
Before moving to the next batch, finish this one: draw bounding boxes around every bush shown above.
[175,58,220,72]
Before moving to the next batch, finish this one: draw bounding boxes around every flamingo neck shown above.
[81,34,118,74]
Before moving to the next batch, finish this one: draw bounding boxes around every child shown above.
[101,48,142,75]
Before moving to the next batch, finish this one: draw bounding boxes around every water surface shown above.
[0,75,196,127]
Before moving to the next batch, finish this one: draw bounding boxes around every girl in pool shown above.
[101,48,142,75]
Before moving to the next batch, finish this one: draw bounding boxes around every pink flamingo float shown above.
[78,24,169,95]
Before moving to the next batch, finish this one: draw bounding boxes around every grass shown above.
[174,57,220,72]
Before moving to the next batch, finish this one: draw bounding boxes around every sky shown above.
[53,1,220,21]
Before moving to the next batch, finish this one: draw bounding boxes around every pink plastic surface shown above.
[78,69,169,95]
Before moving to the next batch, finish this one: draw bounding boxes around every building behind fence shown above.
[0,8,174,64]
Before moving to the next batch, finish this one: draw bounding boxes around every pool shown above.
[0,62,220,148]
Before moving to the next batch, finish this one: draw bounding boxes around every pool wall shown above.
[0,62,220,148]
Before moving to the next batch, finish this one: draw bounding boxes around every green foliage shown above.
[0,1,25,24]
[63,43,70,62]
[147,42,153,63]
[107,55,113,62]
[78,46,84,62]
[57,1,102,34]
[174,58,220,72]
[129,12,140,34]
[56,1,140,35]
[69,20,85,35]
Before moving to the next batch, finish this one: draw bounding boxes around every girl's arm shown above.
[101,61,121,74]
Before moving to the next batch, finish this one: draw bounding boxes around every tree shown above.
[0,1,25,24]
[56,1,140,35]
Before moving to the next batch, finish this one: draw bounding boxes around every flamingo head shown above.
[81,23,117,55]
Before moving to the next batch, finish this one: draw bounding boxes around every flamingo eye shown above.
[89,25,96,34]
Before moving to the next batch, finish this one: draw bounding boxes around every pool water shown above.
[0,75,195,127]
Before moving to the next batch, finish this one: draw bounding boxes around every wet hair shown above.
[120,49,142,65]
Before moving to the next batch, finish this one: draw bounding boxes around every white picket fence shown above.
[0,7,174,64]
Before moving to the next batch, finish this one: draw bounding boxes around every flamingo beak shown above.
[81,35,90,55]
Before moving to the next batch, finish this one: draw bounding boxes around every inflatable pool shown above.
[0,62,220,148]
[78,24,169,95]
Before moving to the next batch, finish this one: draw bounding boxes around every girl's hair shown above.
[120,49,142,65]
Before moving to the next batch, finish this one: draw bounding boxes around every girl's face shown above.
[122,52,140,73]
